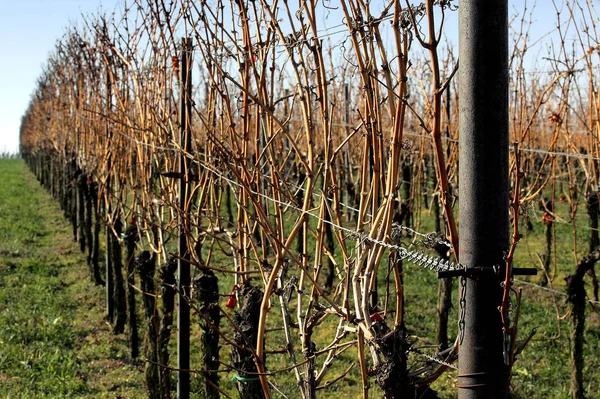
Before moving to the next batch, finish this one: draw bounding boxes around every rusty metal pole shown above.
[458,1,509,398]
[177,37,193,399]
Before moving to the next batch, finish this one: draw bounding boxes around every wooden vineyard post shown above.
[177,37,193,399]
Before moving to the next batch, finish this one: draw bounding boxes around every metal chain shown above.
[502,330,511,366]
[459,276,467,345]
[502,288,514,366]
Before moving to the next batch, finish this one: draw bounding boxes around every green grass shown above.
[189,184,600,398]
[406,191,600,398]
[0,159,144,398]
[2,157,600,398]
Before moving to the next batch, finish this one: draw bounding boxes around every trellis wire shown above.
[90,112,460,271]
[194,158,463,273]
[409,348,458,370]
[85,113,599,279]
[515,278,600,305]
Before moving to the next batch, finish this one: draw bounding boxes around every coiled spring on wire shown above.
[397,248,463,273]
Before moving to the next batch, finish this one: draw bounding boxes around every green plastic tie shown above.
[231,374,260,382]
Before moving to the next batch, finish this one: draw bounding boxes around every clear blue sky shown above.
[0,0,121,154]
[0,1,559,155]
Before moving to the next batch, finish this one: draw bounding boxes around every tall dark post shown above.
[459,1,509,398]
[104,22,114,323]
[177,37,193,399]
[343,83,353,219]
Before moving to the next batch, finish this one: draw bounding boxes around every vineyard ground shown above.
[1,158,600,398]
[0,159,144,398]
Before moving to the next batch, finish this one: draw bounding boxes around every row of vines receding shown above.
[19,0,600,398]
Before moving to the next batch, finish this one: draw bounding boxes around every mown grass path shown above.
[3,158,600,398]
[0,159,144,398]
